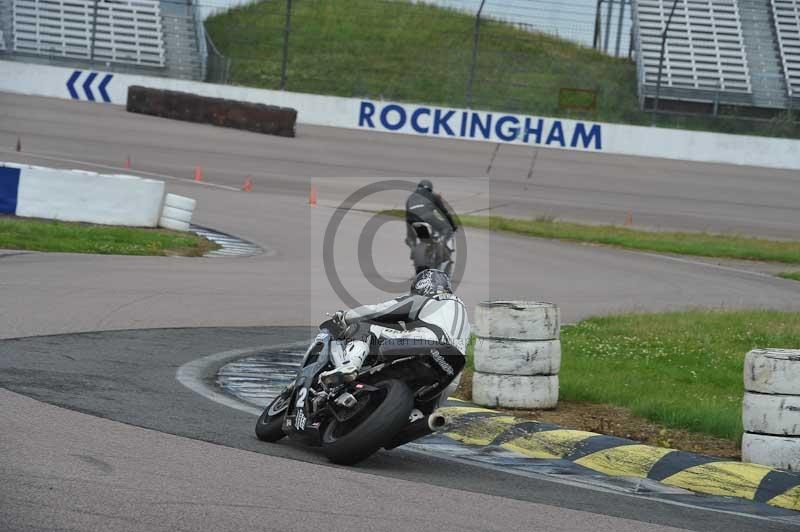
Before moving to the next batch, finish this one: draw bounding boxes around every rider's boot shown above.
[319,340,369,387]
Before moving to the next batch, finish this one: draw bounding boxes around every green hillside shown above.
[206,0,799,138]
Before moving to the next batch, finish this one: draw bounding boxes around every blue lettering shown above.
[469,113,493,139]
[546,121,565,146]
[433,109,456,136]
[495,115,520,142]
[523,118,544,144]
[459,111,468,137]
[359,101,376,128]
[411,108,431,134]
[570,123,603,150]
[380,104,407,131]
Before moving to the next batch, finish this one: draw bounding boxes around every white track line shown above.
[0,148,242,192]
[176,342,308,416]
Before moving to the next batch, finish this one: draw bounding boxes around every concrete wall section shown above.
[1,60,799,170]
[4,163,165,227]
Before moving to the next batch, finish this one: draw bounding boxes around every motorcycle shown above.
[255,319,464,465]
[409,221,455,276]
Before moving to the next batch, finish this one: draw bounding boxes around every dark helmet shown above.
[417,179,433,192]
[411,269,452,297]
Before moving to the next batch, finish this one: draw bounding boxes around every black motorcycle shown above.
[255,319,464,465]
[409,221,455,276]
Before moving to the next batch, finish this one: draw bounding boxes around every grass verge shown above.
[381,210,800,264]
[778,272,800,281]
[458,310,800,445]
[0,217,218,256]
[206,0,800,139]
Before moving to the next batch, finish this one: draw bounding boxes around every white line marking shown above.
[0,148,242,192]
[176,342,309,416]
[634,250,783,280]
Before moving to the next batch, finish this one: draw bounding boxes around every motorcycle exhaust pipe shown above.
[427,412,450,432]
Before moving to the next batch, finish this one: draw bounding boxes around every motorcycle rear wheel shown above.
[255,393,289,442]
[321,379,413,465]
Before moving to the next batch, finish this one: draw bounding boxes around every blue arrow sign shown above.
[66,71,113,103]
[66,70,81,99]
[82,72,97,102]
[98,74,112,102]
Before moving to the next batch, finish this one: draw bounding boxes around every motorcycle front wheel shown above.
[255,392,290,442]
[321,379,413,465]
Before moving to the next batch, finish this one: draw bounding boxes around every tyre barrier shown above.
[742,348,800,471]
[473,300,560,340]
[127,86,297,137]
[472,373,558,409]
[159,193,196,233]
[473,338,561,376]
[472,301,560,409]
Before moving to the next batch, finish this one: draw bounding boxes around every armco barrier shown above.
[0,162,165,227]
[2,60,800,170]
[127,86,296,137]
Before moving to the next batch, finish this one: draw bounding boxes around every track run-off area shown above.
[3,92,800,531]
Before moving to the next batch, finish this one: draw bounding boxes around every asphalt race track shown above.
[3,92,800,531]
[1,328,797,532]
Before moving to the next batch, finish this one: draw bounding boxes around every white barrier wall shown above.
[3,163,165,227]
[2,60,799,170]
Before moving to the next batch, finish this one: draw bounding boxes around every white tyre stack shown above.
[159,193,196,232]
[742,348,800,471]
[472,301,560,409]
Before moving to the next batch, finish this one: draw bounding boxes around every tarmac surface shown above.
[2,92,800,531]
[2,328,797,532]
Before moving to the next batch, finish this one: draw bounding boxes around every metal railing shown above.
[12,0,166,67]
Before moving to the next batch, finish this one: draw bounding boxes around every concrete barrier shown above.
[471,301,561,409]
[742,348,800,471]
[1,162,166,227]
[2,60,800,171]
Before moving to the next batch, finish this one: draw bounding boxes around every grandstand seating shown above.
[0,30,5,51]
[771,0,800,97]
[634,0,752,98]
[12,0,166,67]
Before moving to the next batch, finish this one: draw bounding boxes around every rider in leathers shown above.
[405,180,458,274]
[320,269,470,393]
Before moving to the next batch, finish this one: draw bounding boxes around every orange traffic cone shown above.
[194,165,203,182]
[242,176,253,192]
[624,210,633,227]
[309,185,318,207]
[124,155,131,170]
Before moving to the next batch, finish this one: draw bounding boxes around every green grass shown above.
[0,217,218,256]
[206,0,800,139]
[464,310,800,441]
[558,310,800,441]
[381,210,800,264]
[778,272,800,281]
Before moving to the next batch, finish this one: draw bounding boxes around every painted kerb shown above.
[2,60,800,170]
[436,403,800,511]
